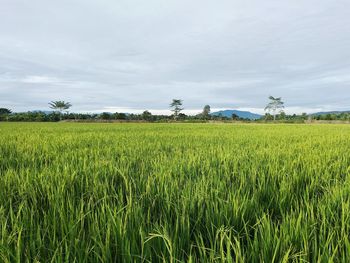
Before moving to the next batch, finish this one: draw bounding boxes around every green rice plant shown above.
[0,123,349,262]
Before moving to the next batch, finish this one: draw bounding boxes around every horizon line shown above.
[5,107,350,116]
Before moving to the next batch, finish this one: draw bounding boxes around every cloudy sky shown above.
[1,0,350,114]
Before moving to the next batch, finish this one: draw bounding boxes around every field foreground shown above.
[1,123,350,262]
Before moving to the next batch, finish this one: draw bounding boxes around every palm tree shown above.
[264,96,284,121]
[49,101,72,120]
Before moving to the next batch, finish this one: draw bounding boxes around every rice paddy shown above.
[1,122,350,262]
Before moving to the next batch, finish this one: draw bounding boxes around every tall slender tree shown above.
[170,99,183,120]
[202,105,211,119]
[264,96,284,121]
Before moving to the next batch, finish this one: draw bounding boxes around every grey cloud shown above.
[0,0,350,113]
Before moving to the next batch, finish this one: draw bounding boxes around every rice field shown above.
[0,122,350,262]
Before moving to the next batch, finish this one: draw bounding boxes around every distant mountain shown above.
[211,110,262,120]
[311,111,350,116]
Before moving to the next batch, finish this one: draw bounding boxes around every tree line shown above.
[1,97,349,122]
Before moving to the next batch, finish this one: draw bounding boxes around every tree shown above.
[232,113,239,120]
[0,108,12,121]
[0,108,11,115]
[264,96,284,121]
[114,112,127,120]
[100,112,111,120]
[202,105,211,119]
[49,101,72,120]
[142,110,152,121]
[170,99,183,120]
[301,112,308,120]
[279,111,286,120]
[178,113,187,120]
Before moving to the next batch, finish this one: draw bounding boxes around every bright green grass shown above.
[1,123,350,262]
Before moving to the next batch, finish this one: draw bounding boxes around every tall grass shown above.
[0,123,350,262]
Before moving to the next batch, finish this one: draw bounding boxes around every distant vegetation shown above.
[1,110,349,123]
[1,97,350,122]
[0,109,319,122]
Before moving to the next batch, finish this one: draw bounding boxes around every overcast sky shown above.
[1,0,350,114]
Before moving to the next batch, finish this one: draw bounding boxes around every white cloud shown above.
[21,75,64,84]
